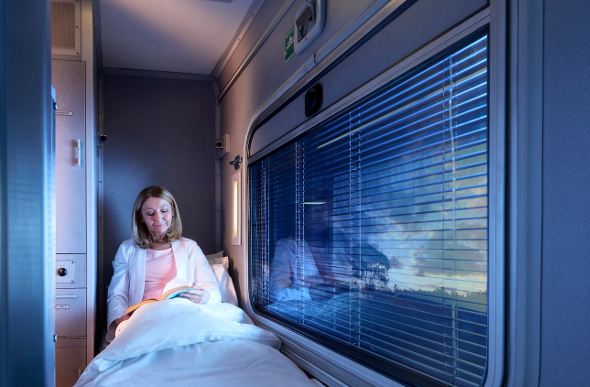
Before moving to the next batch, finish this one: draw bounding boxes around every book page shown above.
[160,285,193,300]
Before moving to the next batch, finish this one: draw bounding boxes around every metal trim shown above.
[213,80,222,252]
[212,0,266,78]
[99,67,214,81]
[81,0,97,363]
[483,0,508,386]
[504,0,543,385]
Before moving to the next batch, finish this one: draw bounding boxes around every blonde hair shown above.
[131,186,182,248]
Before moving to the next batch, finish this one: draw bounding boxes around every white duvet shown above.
[75,299,317,386]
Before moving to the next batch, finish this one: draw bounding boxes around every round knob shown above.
[57,267,67,276]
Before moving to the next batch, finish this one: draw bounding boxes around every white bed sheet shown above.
[76,300,317,386]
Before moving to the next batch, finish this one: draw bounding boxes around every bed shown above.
[75,255,320,387]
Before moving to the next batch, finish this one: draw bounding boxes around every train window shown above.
[250,29,490,386]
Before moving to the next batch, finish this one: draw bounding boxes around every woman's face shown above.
[140,197,173,241]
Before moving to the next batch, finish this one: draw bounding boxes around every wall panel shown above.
[541,0,590,384]
[97,73,216,343]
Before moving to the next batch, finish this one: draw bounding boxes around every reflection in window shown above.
[250,31,489,386]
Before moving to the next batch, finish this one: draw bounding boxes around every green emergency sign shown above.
[285,26,295,61]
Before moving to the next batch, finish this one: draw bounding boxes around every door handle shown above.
[74,139,82,166]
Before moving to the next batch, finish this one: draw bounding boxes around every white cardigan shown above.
[106,237,221,338]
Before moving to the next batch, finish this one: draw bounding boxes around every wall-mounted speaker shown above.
[305,82,323,117]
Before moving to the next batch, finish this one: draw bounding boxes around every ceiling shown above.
[97,0,257,76]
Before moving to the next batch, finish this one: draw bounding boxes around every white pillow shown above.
[207,256,238,306]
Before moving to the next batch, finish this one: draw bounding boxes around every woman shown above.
[106,185,221,341]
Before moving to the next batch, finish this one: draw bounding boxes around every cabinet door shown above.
[56,339,86,387]
[55,288,87,338]
[52,60,86,253]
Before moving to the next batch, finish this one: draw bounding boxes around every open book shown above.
[126,285,193,315]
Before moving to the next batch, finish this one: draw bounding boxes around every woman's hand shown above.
[178,287,211,304]
[114,314,130,327]
[112,314,131,337]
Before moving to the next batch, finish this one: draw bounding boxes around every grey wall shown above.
[541,0,590,384]
[97,73,216,345]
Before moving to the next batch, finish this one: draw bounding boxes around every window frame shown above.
[243,6,506,387]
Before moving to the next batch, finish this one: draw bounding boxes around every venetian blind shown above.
[250,31,489,387]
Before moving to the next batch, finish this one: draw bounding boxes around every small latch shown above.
[230,155,242,170]
[74,139,83,167]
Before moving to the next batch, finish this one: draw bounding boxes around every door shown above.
[52,59,86,253]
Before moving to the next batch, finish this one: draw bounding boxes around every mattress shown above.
[75,300,318,386]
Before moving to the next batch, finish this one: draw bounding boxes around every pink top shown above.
[143,247,177,301]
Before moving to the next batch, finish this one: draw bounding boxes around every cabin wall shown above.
[97,73,216,344]
[219,0,590,384]
[218,0,486,310]
[217,0,377,95]
[541,0,590,384]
